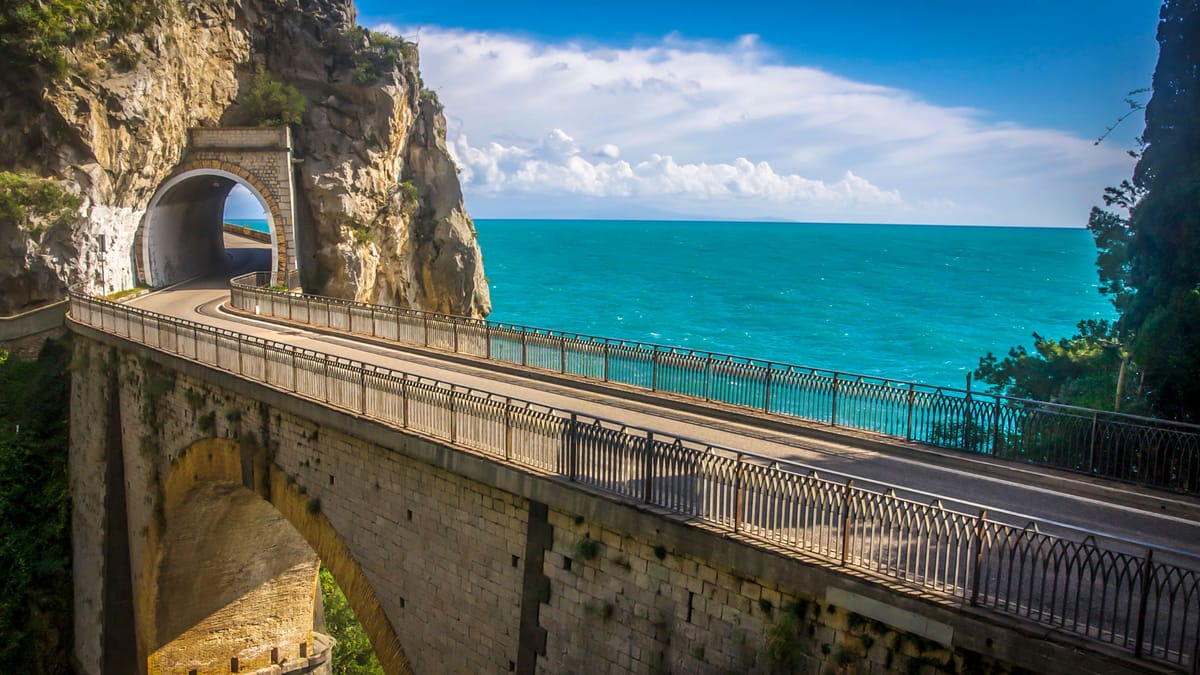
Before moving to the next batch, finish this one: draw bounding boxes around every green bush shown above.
[0,172,81,235]
[320,568,384,675]
[243,69,306,127]
[0,0,161,78]
[0,339,72,673]
[332,26,414,86]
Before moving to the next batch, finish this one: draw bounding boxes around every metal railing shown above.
[230,273,1200,496]
[72,288,1200,671]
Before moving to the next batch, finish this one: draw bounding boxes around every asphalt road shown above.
[127,235,1200,565]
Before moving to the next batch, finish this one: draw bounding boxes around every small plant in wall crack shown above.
[584,599,615,620]
[573,534,599,561]
[306,497,321,514]
[198,411,216,434]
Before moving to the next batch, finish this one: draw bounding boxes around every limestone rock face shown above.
[0,0,490,317]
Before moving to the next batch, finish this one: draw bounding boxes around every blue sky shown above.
[228,1,1161,226]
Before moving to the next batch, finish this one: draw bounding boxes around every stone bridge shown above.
[135,127,298,289]
[67,296,1172,675]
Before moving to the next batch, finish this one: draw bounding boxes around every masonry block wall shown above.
[71,330,1150,675]
[190,127,297,281]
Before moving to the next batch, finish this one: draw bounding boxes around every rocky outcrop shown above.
[0,0,490,317]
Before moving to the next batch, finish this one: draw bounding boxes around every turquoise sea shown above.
[226,217,272,232]
[229,217,1113,390]
[478,220,1113,390]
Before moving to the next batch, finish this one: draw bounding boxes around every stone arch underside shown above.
[146,438,412,675]
[137,160,288,288]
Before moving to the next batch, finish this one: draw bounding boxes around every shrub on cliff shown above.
[0,172,82,236]
[243,69,307,127]
[0,0,161,79]
[333,26,415,85]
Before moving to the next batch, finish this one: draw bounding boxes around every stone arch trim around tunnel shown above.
[136,160,288,288]
[149,438,413,675]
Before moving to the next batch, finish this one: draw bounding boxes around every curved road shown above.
[127,235,1200,566]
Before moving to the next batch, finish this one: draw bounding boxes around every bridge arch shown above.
[144,438,411,675]
[135,128,298,289]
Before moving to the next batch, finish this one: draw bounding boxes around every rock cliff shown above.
[0,0,490,317]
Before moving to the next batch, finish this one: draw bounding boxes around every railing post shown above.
[370,306,376,337]
[423,314,429,346]
[237,338,243,374]
[602,342,609,382]
[453,319,460,353]
[840,479,854,566]
[1134,547,1154,658]
[449,390,457,443]
[992,395,1002,455]
[401,378,409,428]
[560,337,566,374]
[970,510,987,606]
[486,323,493,360]
[733,454,745,533]
[906,383,915,441]
[323,358,330,403]
[504,397,512,462]
[360,368,367,415]
[1088,412,1099,474]
[963,373,973,453]
[521,332,528,366]
[643,432,655,504]
[651,349,659,391]
[763,365,773,413]
[830,373,840,426]
[704,354,713,401]
[290,351,298,392]
[567,413,578,481]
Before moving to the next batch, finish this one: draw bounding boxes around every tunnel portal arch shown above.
[136,128,298,288]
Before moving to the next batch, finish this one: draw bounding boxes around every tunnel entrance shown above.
[140,170,278,287]
[136,127,299,289]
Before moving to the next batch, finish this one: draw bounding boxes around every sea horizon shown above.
[223,216,1111,389]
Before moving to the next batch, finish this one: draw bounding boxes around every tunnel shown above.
[141,169,280,288]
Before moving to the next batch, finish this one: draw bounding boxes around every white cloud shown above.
[449,129,901,212]
[382,24,1133,226]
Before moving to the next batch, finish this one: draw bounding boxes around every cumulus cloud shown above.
[450,129,901,210]
[381,24,1132,226]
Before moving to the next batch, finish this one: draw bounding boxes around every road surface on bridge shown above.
[127,236,1200,564]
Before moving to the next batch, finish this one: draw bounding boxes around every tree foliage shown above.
[0,339,72,674]
[243,69,307,127]
[977,0,1200,422]
[974,320,1139,412]
[320,568,383,675]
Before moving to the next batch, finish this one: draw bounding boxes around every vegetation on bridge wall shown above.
[0,339,72,674]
